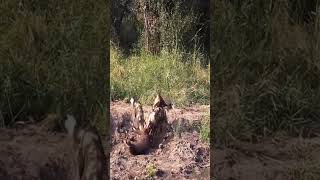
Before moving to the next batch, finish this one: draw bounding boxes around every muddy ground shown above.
[1,101,319,180]
[109,100,320,180]
[110,101,210,180]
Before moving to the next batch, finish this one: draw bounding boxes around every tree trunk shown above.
[142,3,160,55]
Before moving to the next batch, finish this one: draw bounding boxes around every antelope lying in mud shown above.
[64,114,107,180]
[126,94,172,155]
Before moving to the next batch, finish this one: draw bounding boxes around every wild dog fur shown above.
[130,99,145,131]
[126,94,171,154]
[145,107,169,148]
[65,114,107,180]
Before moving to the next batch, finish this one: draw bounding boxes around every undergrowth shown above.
[111,47,209,106]
[212,0,320,145]
[0,0,108,135]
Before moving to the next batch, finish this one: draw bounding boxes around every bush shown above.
[111,0,209,59]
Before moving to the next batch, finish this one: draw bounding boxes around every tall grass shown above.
[111,47,209,106]
[0,0,108,135]
[212,0,320,145]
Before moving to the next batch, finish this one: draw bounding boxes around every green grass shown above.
[111,47,209,106]
[200,113,210,143]
[145,163,157,179]
[0,0,108,134]
[212,0,320,145]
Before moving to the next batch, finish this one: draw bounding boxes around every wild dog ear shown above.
[153,94,168,110]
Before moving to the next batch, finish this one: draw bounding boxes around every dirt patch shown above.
[213,136,320,180]
[110,101,210,179]
[0,125,76,179]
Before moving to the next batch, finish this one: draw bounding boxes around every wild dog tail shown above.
[65,114,77,136]
[130,98,135,106]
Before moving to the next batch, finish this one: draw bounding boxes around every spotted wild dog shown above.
[64,114,107,180]
[130,98,145,132]
[145,94,172,148]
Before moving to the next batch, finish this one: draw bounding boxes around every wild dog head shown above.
[152,93,174,111]
[125,126,152,155]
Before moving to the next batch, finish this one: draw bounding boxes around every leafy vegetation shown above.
[111,0,209,106]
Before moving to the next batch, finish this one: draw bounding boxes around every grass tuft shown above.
[145,163,157,179]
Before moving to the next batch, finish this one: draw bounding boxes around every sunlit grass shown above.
[111,47,209,106]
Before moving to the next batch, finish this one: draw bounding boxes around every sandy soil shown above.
[110,101,210,180]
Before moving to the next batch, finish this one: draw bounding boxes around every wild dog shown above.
[130,98,145,132]
[145,108,169,148]
[145,94,171,148]
[125,127,151,155]
[64,114,107,180]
